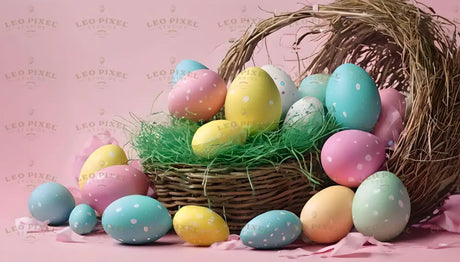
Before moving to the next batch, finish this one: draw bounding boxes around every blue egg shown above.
[28,182,75,225]
[299,73,330,105]
[325,63,381,131]
[240,210,302,249]
[172,59,208,86]
[69,204,97,235]
[102,195,172,245]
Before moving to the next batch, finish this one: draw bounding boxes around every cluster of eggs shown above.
[28,144,167,241]
[167,59,411,246]
[28,143,231,246]
[168,60,405,158]
[28,59,410,248]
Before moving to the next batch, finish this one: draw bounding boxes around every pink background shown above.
[1,0,459,261]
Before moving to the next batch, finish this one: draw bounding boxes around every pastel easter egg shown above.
[299,74,330,105]
[172,59,208,85]
[283,96,324,134]
[261,65,300,118]
[240,210,302,249]
[168,69,227,122]
[78,144,128,189]
[225,67,282,135]
[371,104,404,148]
[191,120,247,158]
[28,182,75,225]
[81,165,150,215]
[372,88,406,148]
[352,171,411,241]
[102,195,172,245]
[300,185,354,244]
[321,130,386,187]
[69,204,97,235]
[173,205,229,246]
[379,88,407,120]
[325,63,381,131]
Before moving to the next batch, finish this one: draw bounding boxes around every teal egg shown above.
[299,73,330,105]
[352,171,411,241]
[69,204,97,235]
[172,59,208,85]
[102,195,172,245]
[28,182,75,225]
[240,210,302,249]
[325,63,381,131]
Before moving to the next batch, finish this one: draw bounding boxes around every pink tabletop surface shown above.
[1,221,460,262]
[2,192,460,262]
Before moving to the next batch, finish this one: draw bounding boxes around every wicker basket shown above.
[144,0,460,232]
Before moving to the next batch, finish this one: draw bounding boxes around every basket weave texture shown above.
[145,0,460,232]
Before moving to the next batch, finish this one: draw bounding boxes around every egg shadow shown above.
[392,227,440,243]
[114,233,185,247]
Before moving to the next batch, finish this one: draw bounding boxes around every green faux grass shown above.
[131,112,339,178]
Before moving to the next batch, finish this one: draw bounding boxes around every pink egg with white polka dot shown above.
[168,69,227,122]
[321,130,386,188]
[371,103,404,149]
[378,88,406,120]
[81,165,150,215]
[371,88,406,149]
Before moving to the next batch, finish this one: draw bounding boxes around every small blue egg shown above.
[102,195,172,245]
[172,59,208,85]
[240,210,302,249]
[69,204,97,235]
[28,182,75,225]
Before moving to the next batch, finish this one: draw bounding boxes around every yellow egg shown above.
[300,185,354,244]
[173,205,229,246]
[78,144,128,189]
[192,120,247,158]
[225,67,282,135]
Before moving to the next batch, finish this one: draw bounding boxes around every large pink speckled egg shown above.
[81,165,150,215]
[168,69,227,122]
[321,130,386,188]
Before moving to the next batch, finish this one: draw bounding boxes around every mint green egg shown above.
[325,64,381,131]
[352,171,411,241]
[299,73,330,105]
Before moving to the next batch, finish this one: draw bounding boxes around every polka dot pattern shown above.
[69,204,97,235]
[225,67,282,135]
[28,182,75,226]
[261,65,301,118]
[173,205,229,246]
[325,63,381,132]
[168,69,227,122]
[240,210,301,249]
[352,171,411,241]
[321,130,386,187]
[102,195,172,245]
